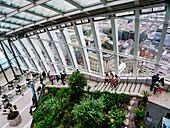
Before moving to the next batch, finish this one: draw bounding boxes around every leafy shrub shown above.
[72,96,105,128]
[104,106,126,128]
[117,93,130,107]
[134,108,146,120]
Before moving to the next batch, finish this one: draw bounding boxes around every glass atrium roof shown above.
[0,0,170,80]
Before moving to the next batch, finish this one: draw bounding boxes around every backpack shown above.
[152,75,157,82]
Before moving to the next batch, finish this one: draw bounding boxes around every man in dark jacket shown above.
[60,73,65,85]
[150,74,159,91]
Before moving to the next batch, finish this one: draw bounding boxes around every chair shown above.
[8,82,14,90]
[8,94,13,101]
[144,112,153,126]
[21,84,26,91]
[15,88,21,95]
[1,85,7,92]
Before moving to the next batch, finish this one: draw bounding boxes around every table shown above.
[162,117,170,128]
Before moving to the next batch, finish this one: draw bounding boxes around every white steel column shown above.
[28,37,49,72]
[154,4,170,74]
[72,22,91,72]
[13,40,33,70]
[37,33,59,74]
[133,10,140,76]
[20,38,42,72]
[90,18,104,76]
[110,17,119,75]
[49,30,68,72]
[58,26,78,69]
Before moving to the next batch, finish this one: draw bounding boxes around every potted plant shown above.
[134,108,146,120]
[2,102,22,126]
[140,90,152,104]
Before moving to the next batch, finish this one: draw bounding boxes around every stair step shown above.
[130,83,136,93]
[134,83,141,93]
[97,82,104,91]
[125,83,132,92]
[120,83,127,92]
[116,82,124,92]
[105,83,111,91]
[101,83,109,91]
[94,82,102,91]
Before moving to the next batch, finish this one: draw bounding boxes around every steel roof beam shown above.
[26,0,64,15]
[25,10,47,18]
[40,4,64,15]
[12,16,34,23]
[65,0,84,10]
[0,0,50,22]
[1,21,23,27]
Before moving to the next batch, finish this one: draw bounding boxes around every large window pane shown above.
[103,52,114,73]
[117,19,135,56]
[81,23,95,48]
[137,61,155,76]
[119,56,133,76]
[88,50,99,74]
[138,22,163,62]
[97,20,114,52]
[73,47,85,70]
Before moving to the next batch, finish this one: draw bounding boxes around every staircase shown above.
[89,81,150,97]
[46,79,150,97]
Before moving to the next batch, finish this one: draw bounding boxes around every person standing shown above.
[110,73,114,87]
[154,81,159,94]
[42,71,46,80]
[157,78,164,93]
[104,73,109,84]
[150,74,159,91]
[114,75,120,88]
[47,71,50,80]
[50,75,54,85]
[60,73,65,85]
[56,75,60,84]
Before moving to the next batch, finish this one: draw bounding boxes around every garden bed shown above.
[32,71,147,128]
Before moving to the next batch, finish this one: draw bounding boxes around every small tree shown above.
[3,102,17,119]
[68,71,87,102]
[68,71,87,92]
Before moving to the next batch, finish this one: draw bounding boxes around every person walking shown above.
[56,75,60,84]
[150,74,159,91]
[50,75,54,85]
[42,71,46,80]
[157,78,164,93]
[154,81,159,94]
[104,73,109,84]
[114,75,120,88]
[60,73,65,85]
[110,73,114,87]
[47,71,50,80]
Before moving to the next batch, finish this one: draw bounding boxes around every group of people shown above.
[105,72,120,88]
[150,74,164,94]
[40,71,67,85]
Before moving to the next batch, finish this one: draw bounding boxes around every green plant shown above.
[72,96,105,128]
[134,108,146,120]
[141,90,152,104]
[2,102,17,119]
[141,90,152,98]
[117,93,130,107]
[68,71,87,103]
[104,106,126,128]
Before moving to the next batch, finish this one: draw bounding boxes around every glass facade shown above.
[0,1,169,81]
